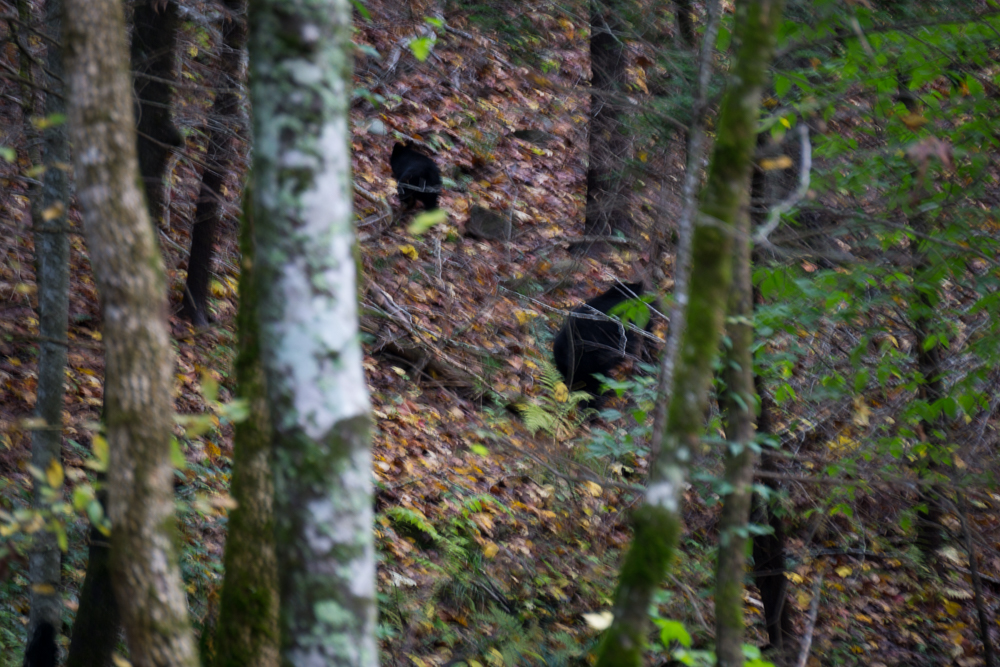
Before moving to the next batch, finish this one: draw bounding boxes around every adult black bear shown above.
[390,142,441,210]
[552,282,655,406]
[23,620,57,667]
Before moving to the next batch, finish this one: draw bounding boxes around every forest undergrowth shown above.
[0,1,997,665]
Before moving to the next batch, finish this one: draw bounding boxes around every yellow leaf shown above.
[515,309,538,326]
[638,152,648,163]
[786,572,804,584]
[900,112,929,130]
[188,45,198,58]
[111,653,132,667]
[483,541,499,558]
[554,382,569,403]
[835,565,852,578]
[398,244,419,260]
[943,599,961,616]
[584,481,602,497]
[852,396,871,427]
[46,460,64,490]
[760,155,793,171]
[41,202,65,221]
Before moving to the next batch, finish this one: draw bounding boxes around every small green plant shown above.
[517,360,592,439]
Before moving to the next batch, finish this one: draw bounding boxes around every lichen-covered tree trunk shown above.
[63,0,198,665]
[212,194,279,667]
[583,0,631,248]
[714,202,757,667]
[180,0,250,327]
[594,1,785,663]
[249,0,376,665]
[131,0,184,224]
[17,0,70,643]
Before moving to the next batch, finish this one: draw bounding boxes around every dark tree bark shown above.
[212,194,279,667]
[751,393,793,655]
[15,0,70,647]
[131,0,184,223]
[64,0,198,663]
[908,175,946,564]
[66,488,121,667]
[582,0,631,251]
[180,0,250,328]
[749,136,793,656]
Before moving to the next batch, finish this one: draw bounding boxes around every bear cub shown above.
[552,282,655,406]
[390,142,441,210]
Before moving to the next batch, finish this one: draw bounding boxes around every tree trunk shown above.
[66,487,122,667]
[714,198,756,667]
[180,0,250,328]
[211,192,279,667]
[749,133,792,658]
[63,0,198,664]
[582,0,631,251]
[16,0,70,647]
[594,1,785,663]
[905,147,948,566]
[649,0,721,455]
[249,0,376,664]
[751,384,792,656]
[131,0,183,224]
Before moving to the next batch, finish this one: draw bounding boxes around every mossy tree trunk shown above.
[594,1,785,663]
[211,193,279,667]
[63,0,198,664]
[714,200,757,666]
[249,0,376,664]
[180,0,251,328]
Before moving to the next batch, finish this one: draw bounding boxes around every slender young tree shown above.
[131,0,184,224]
[583,0,631,248]
[15,0,70,649]
[714,199,757,667]
[180,0,251,328]
[63,0,198,664]
[249,0,376,664]
[595,0,785,663]
[211,192,279,667]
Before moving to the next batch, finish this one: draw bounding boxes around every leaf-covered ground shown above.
[0,2,998,666]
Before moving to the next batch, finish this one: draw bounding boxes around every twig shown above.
[753,123,812,246]
[794,569,824,667]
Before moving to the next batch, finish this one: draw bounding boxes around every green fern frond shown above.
[385,507,441,541]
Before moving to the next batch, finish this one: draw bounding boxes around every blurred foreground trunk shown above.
[249,0,376,663]
[211,191,279,667]
[64,0,198,664]
[594,0,785,663]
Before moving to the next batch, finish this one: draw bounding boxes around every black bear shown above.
[390,142,441,210]
[552,282,655,406]
[23,620,57,667]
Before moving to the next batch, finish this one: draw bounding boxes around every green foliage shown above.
[517,359,592,439]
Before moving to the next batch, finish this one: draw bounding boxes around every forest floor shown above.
[0,2,997,666]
